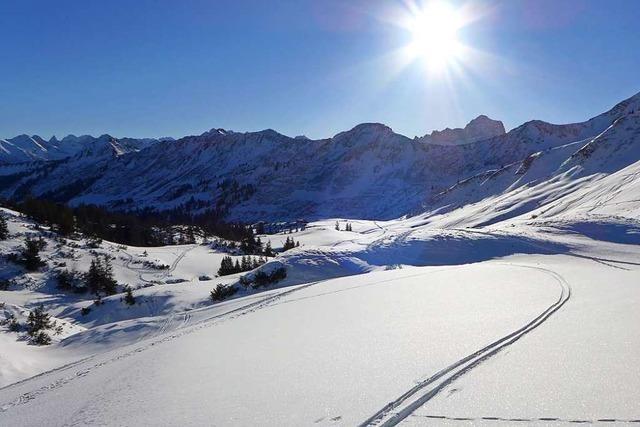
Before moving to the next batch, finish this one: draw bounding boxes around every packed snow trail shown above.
[359,264,571,427]
[0,279,321,414]
[406,413,640,424]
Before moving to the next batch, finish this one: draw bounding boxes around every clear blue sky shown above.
[1,0,638,140]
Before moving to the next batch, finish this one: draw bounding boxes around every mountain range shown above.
[1,92,639,222]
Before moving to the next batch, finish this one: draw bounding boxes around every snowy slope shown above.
[1,156,640,425]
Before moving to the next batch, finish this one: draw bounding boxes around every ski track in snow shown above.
[0,279,321,414]
[359,264,572,427]
[121,244,197,284]
[409,413,640,424]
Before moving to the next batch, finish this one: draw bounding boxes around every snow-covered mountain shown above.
[0,134,169,164]
[1,93,639,223]
[416,114,506,145]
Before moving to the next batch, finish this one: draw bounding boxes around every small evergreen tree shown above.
[264,240,274,257]
[85,256,118,296]
[335,221,340,231]
[32,331,52,345]
[26,304,53,337]
[0,214,8,240]
[21,236,47,271]
[218,255,237,276]
[123,286,136,306]
[8,315,20,332]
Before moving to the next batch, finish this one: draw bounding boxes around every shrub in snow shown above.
[243,266,287,289]
[86,236,102,248]
[80,306,91,316]
[31,331,52,346]
[10,236,47,271]
[9,318,21,332]
[7,315,21,332]
[210,284,237,302]
[56,269,86,293]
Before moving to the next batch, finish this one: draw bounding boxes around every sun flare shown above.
[404,1,467,73]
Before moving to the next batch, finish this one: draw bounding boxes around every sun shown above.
[404,1,467,73]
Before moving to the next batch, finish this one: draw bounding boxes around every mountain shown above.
[417,115,506,145]
[0,92,639,222]
[0,134,169,165]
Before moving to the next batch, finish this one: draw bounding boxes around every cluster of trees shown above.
[57,255,118,296]
[1,198,255,247]
[217,255,267,276]
[210,283,238,302]
[240,266,287,289]
[335,221,353,231]
[6,236,47,271]
[239,233,275,256]
[282,236,300,251]
[85,256,118,296]
[211,266,288,303]
[4,304,64,345]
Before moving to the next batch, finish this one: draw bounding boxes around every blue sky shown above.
[1,0,639,140]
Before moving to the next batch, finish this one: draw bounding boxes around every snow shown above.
[1,191,640,425]
[1,92,640,425]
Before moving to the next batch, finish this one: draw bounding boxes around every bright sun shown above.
[405,1,466,73]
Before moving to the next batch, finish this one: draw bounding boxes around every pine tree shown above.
[335,221,340,231]
[123,286,136,305]
[101,257,117,295]
[86,258,103,295]
[21,236,46,271]
[264,240,274,257]
[283,237,297,251]
[26,304,53,337]
[218,256,235,276]
[0,214,8,240]
[85,256,117,296]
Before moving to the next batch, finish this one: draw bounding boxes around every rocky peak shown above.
[419,115,506,145]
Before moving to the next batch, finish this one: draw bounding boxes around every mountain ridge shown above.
[1,91,638,222]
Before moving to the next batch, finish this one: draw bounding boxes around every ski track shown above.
[410,413,640,424]
[359,264,572,427]
[0,279,321,415]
